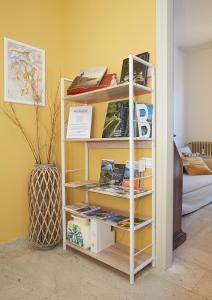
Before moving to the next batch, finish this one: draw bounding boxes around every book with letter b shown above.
[136,103,153,138]
[66,106,93,139]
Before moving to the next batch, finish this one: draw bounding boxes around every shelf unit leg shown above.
[61,78,66,250]
[85,142,89,204]
[129,54,135,285]
[151,65,156,266]
[61,77,73,251]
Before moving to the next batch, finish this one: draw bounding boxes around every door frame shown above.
[155,0,174,269]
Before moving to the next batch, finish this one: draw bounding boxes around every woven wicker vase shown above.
[28,163,62,249]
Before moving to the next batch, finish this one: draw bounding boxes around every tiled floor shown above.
[0,204,212,300]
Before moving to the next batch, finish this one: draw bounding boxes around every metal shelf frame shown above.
[60,54,156,284]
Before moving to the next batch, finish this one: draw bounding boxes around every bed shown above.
[182,173,212,215]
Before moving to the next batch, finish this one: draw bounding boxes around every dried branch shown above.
[0,78,61,165]
[46,80,60,164]
[34,99,42,164]
[0,103,39,163]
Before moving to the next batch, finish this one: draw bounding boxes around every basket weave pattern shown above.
[28,163,62,248]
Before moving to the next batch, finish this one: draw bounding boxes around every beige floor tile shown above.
[1,202,212,300]
[161,256,206,291]
[192,271,212,300]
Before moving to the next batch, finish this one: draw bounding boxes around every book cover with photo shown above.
[122,160,140,189]
[111,163,125,186]
[99,159,114,186]
[120,52,150,86]
[102,100,139,138]
[69,67,107,89]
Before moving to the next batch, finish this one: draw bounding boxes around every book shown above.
[68,67,107,89]
[67,204,100,214]
[106,214,129,224]
[76,205,99,214]
[118,217,146,228]
[102,100,139,138]
[67,73,117,95]
[99,159,114,186]
[120,52,150,86]
[111,163,125,185]
[84,209,114,220]
[66,106,93,139]
[102,100,129,138]
[122,160,140,189]
[136,103,153,138]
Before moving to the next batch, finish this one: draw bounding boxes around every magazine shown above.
[120,52,150,86]
[68,67,107,89]
[106,214,129,224]
[99,159,114,185]
[84,209,114,220]
[67,204,100,213]
[122,161,140,189]
[118,217,146,228]
[76,205,100,214]
[111,163,125,185]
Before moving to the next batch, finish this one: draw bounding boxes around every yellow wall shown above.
[0,0,66,242]
[0,0,155,243]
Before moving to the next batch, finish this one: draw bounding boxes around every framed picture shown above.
[4,37,45,105]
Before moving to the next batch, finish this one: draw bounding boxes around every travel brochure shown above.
[66,158,150,197]
[66,105,93,139]
[68,203,146,227]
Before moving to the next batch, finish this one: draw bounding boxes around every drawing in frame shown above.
[4,37,45,105]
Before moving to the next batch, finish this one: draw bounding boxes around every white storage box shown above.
[90,219,115,253]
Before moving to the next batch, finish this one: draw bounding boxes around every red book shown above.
[67,73,117,95]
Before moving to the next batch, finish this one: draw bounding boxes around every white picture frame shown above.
[4,37,45,106]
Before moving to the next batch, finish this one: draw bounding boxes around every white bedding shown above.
[183,174,212,215]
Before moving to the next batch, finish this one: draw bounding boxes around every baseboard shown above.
[173,229,186,250]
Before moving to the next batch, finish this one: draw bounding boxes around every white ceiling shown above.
[174,0,212,49]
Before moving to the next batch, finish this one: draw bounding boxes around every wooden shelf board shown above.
[64,205,152,231]
[66,241,152,275]
[64,137,152,142]
[64,82,152,104]
[64,182,152,199]
[64,137,152,149]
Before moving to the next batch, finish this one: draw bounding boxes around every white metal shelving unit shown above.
[60,54,155,284]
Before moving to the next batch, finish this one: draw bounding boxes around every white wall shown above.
[174,47,186,148]
[186,46,212,142]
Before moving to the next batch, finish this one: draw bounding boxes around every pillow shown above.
[203,158,212,170]
[180,146,192,157]
[182,156,212,176]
